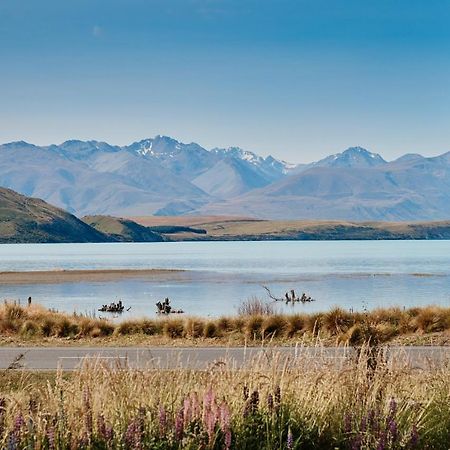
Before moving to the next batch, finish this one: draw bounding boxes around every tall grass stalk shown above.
[0,348,449,449]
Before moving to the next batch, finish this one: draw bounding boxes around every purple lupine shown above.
[367,409,376,430]
[125,419,142,450]
[224,429,232,450]
[219,402,230,431]
[204,408,217,443]
[7,432,17,450]
[267,393,274,412]
[343,413,352,434]
[274,386,281,406]
[183,397,192,426]
[97,414,107,441]
[351,434,362,450]
[287,428,294,450]
[12,413,25,439]
[360,416,367,434]
[97,414,114,444]
[388,398,397,416]
[190,393,200,419]
[175,408,184,442]
[158,405,167,435]
[46,425,56,450]
[409,424,419,448]
[388,417,398,443]
[376,431,387,450]
[203,388,215,410]
[249,391,259,412]
[243,385,249,401]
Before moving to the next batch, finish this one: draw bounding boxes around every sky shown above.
[1,0,450,163]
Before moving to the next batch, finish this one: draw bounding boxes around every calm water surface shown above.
[0,241,449,317]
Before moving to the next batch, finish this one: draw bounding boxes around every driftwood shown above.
[156,298,184,315]
[98,300,130,313]
[262,286,315,304]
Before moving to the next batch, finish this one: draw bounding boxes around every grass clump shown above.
[238,297,274,316]
[1,302,450,346]
[0,349,449,449]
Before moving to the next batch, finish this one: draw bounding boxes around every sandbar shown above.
[0,268,186,285]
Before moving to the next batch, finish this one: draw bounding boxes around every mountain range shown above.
[0,137,449,221]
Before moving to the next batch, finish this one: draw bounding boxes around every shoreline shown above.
[0,268,186,284]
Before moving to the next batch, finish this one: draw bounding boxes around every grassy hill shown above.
[0,187,109,243]
[82,215,164,242]
[131,216,450,241]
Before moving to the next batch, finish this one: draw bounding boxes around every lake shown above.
[0,241,449,318]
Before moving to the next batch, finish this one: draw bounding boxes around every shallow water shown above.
[1,241,449,317]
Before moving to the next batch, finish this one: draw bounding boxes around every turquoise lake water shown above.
[0,241,449,317]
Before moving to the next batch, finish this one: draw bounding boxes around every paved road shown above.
[0,346,449,371]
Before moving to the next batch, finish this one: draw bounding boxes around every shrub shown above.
[139,319,161,336]
[217,317,233,332]
[20,320,39,337]
[184,318,205,338]
[238,297,274,316]
[261,315,286,338]
[115,320,141,335]
[286,314,306,337]
[56,318,78,337]
[305,313,323,335]
[322,307,354,335]
[245,315,264,339]
[414,307,449,333]
[163,319,184,338]
[40,318,56,337]
[203,321,219,338]
[4,303,27,321]
[97,321,115,336]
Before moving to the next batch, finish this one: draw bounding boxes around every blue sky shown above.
[1,0,449,162]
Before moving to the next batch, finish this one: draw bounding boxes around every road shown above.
[0,346,449,371]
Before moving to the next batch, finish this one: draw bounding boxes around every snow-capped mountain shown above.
[0,136,449,220]
[310,146,386,169]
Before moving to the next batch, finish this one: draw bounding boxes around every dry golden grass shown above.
[0,302,450,347]
[0,348,449,448]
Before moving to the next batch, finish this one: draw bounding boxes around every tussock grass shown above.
[1,301,450,345]
[0,348,449,448]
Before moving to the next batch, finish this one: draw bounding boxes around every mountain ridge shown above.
[1,137,449,221]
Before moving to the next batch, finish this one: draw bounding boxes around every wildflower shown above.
[376,431,387,450]
[125,419,142,450]
[274,385,281,405]
[267,393,274,412]
[224,429,232,450]
[97,414,113,444]
[13,413,25,438]
[46,426,56,450]
[388,398,397,416]
[409,423,419,448]
[388,417,398,443]
[183,396,192,426]
[175,408,184,441]
[203,387,215,411]
[7,432,17,450]
[243,385,249,401]
[158,405,167,435]
[343,413,352,434]
[219,402,230,431]
[249,390,259,412]
[287,428,293,450]
[190,392,200,419]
